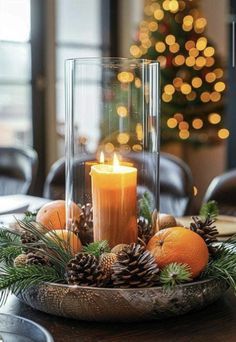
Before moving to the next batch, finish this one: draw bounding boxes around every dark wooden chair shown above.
[203,169,236,216]
[0,147,38,195]
[44,153,193,217]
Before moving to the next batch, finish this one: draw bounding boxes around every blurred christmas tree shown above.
[130,0,229,146]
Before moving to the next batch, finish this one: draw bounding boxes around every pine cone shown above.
[111,243,159,288]
[137,216,153,244]
[21,230,40,253]
[26,251,50,266]
[14,254,28,267]
[73,203,93,245]
[66,253,106,287]
[190,216,219,254]
[99,252,117,278]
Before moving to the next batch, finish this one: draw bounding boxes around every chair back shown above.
[203,169,236,216]
[0,147,38,195]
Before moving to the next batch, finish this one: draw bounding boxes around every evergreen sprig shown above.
[0,229,21,247]
[83,240,110,258]
[0,265,63,306]
[200,200,219,220]
[160,263,192,290]
[138,191,153,223]
[201,238,236,291]
[0,246,22,265]
[23,210,37,224]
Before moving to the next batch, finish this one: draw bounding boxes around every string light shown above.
[192,118,203,129]
[169,0,179,13]
[135,77,142,88]
[132,144,142,152]
[165,34,176,45]
[185,40,195,50]
[196,37,207,51]
[214,68,224,78]
[189,48,199,57]
[210,91,221,102]
[183,15,194,26]
[136,123,143,141]
[205,72,216,83]
[192,77,202,88]
[173,77,183,88]
[181,83,192,94]
[117,106,128,117]
[204,47,215,57]
[200,92,210,102]
[154,9,164,20]
[167,118,178,128]
[164,84,175,95]
[205,57,215,67]
[169,43,180,53]
[214,81,226,92]
[174,113,184,122]
[105,143,115,154]
[162,93,172,102]
[196,56,206,67]
[218,128,230,139]
[157,55,167,68]
[186,56,195,66]
[155,41,166,52]
[174,55,185,65]
[130,45,142,58]
[208,113,221,124]
[117,133,130,144]
[148,21,158,32]
[117,71,134,83]
[179,130,190,139]
[186,91,197,101]
[179,121,189,130]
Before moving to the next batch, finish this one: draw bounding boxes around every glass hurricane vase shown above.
[65,57,160,248]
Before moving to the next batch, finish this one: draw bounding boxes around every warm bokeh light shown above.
[192,77,202,88]
[205,72,216,83]
[218,128,230,139]
[169,43,180,53]
[117,132,130,144]
[165,34,176,45]
[148,21,158,32]
[186,91,197,101]
[117,106,128,117]
[174,113,184,122]
[192,118,203,129]
[136,123,144,141]
[185,40,195,50]
[196,37,207,51]
[204,46,215,57]
[164,84,175,95]
[195,56,206,67]
[157,55,167,68]
[181,83,192,94]
[162,0,170,11]
[132,144,142,152]
[179,121,189,130]
[214,81,226,92]
[174,55,185,65]
[210,91,221,102]
[186,56,195,67]
[205,57,215,67]
[173,77,183,88]
[135,77,142,88]
[195,17,207,29]
[214,68,224,78]
[117,71,134,83]
[155,41,166,52]
[154,9,164,20]
[169,0,179,13]
[104,142,115,154]
[189,48,199,57]
[130,45,142,58]
[208,113,221,124]
[200,92,210,102]
[179,130,190,139]
[183,15,194,26]
[162,93,172,102]
[167,118,178,128]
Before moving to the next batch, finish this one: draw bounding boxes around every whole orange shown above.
[36,200,81,230]
[146,227,209,278]
[45,229,82,255]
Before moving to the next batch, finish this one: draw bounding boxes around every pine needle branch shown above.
[0,246,22,265]
[83,240,110,258]
[200,200,219,220]
[0,265,63,306]
[138,191,153,223]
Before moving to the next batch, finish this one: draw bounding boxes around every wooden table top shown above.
[1,290,236,342]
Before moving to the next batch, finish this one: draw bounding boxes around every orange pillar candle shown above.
[90,155,137,248]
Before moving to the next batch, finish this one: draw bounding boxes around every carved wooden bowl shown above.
[18,279,228,322]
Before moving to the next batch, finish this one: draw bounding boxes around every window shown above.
[55,0,102,155]
[0,0,32,146]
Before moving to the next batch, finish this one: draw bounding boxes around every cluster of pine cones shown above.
[66,243,160,288]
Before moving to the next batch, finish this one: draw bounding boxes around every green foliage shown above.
[23,211,37,223]
[160,263,192,290]
[200,201,219,220]
[83,240,110,258]
[0,246,22,265]
[138,191,153,223]
[0,265,62,306]
[202,238,236,292]
[0,229,21,247]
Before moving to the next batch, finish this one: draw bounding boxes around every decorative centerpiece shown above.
[0,58,234,321]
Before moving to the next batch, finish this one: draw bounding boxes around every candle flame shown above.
[99,151,105,164]
[113,153,120,168]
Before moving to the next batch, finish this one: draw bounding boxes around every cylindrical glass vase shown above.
[65,58,160,248]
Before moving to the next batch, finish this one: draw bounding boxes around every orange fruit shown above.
[146,227,209,278]
[45,229,82,255]
[36,200,81,230]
